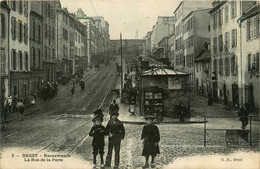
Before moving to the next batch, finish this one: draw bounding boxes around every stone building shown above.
[150,16,175,55]
[8,0,31,101]
[173,0,211,75]
[182,8,212,88]
[209,1,257,107]
[42,0,57,83]
[74,20,86,73]
[0,1,11,110]
[30,1,44,93]
[56,7,75,79]
[238,4,260,111]
[195,42,211,97]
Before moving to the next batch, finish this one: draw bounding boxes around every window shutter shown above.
[248,54,251,71]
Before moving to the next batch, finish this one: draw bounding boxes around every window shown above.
[38,49,41,67]
[44,24,47,37]
[231,29,237,48]
[19,51,23,70]
[32,19,36,40]
[38,25,41,42]
[225,6,228,23]
[231,55,237,74]
[52,28,55,40]
[25,52,28,70]
[12,49,16,70]
[213,12,217,29]
[225,32,229,51]
[44,46,47,59]
[225,58,230,75]
[248,54,251,71]
[24,1,28,17]
[52,49,55,60]
[256,53,259,72]
[11,0,16,11]
[219,59,223,75]
[0,49,6,74]
[18,20,23,42]
[48,4,51,17]
[219,8,223,26]
[24,24,28,44]
[11,17,16,40]
[213,37,217,53]
[213,60,217,73]
[18,0,23,14]
[219,34,223,51]
[32,47,36,67]
[231,1,236,18]
[1,14,6,38]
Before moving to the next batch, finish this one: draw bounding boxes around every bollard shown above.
[204,117,206,147]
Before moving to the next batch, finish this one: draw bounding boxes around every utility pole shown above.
[120,33,123,98]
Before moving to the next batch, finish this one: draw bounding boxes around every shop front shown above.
[140,67,190,119]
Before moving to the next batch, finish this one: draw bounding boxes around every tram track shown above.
[0,64,115,140]
[37,68,118,155]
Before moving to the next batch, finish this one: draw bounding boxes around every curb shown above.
[121,120,207,125]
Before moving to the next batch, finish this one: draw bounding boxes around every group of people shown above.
[89,100,160,169]
[2,95,34,124]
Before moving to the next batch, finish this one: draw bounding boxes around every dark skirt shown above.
[142,141,160,156]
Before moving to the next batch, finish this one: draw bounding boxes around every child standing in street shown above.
[141,115,160,168]
[89,115,108,168]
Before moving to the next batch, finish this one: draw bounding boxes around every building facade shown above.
[238,4,260,111]
[30,1,44,93]
[209,1,257,107]
[8,0,31,101]
[56,7,75,79]
[42,0,57,83]
[150,16,175,55]
[195,42,211,97]
[182,8,211,88]
[0,1,11,110]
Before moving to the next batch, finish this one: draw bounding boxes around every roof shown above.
[209,1,227,14]
[238,5,260,22]
[174,1,183,14]
[195,49,211,62]
[141,67,188,76]
[182,8,212,22]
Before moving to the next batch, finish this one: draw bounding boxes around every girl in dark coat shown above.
[141,115,160,168]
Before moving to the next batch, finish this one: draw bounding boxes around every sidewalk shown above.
[1,70,94,124]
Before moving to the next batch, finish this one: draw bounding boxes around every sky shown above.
[60,0,182,40]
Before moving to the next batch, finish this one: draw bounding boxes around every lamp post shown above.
[120,33,123,99]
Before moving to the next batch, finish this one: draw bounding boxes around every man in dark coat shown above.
[109,100,119,116]
[89,115,108,168]
[105,111,125,168]
[141,115,160,168]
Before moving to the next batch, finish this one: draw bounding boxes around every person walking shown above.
[141,115,160,168]
[109,100,119,117]
[71,84,75,97]
[238,104,250,129]
[16,99,25,121]
[105,111,125,168]
[89,115,108,168]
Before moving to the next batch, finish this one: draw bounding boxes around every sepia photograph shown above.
[0,0,259,168]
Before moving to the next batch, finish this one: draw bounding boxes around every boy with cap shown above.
[105,111,125,168]
[141,115,160,168]
[89,115,108,168]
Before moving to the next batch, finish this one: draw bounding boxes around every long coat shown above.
[106,119,125,142]
[141,124,160,156]
[89,125,108,147]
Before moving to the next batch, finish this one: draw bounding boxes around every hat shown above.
[111,111,119,116]
[92,115,103,122]
[144,115,156,120]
